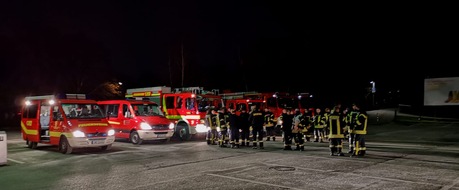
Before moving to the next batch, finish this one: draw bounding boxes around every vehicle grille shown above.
[86,132,108,137]
[151,124,169,130]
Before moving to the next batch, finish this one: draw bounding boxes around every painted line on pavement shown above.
[7,158,25,164]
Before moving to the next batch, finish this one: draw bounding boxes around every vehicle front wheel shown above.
[59,137,73,154]
[130,131,143,145]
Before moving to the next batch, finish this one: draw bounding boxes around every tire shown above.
[175,124,190,141]
[26,140,33,148]
[130,131,143,145]
[101,144,112,151]
[31,142,38,149]
[59,137,73,154]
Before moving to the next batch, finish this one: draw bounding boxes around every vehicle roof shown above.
[97,99,158,105]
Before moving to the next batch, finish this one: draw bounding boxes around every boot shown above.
[266,137,270,141]
[283,145,292,150]
[230,143,235,148]
[240,141,245,146]
[252,142,258,149]
[338,148,344,156]
[206,139,211,145]
[246,142,250,147]
[348,147,353,154]
[331,147,338,156]
[300,145,304,151]
[219,141,226,148]
[273,136,276,141]
[294,145,300,151]
[259,142,264,149]
[236,143,240,148]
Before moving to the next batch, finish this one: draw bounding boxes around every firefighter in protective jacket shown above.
[249,105,265,149]
[264,108,275,141]
[206,109,219,145]
[350,104,368,157]
[328,106,345,156]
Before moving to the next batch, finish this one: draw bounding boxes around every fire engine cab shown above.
[125,86,208,141]
[221,91,267,115]
[20,94,115,154]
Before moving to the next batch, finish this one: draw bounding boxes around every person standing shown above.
[218,107,229,148]
[347,104,361,154]
[350,104,368,157]
[264,108,275,141]
[323,107,331,141]
[280,109,294,150]
[292,109,305,151]
[313,108,325,143]
[239,109,251,147]
[206,108,219,145]
[249,105,265,149]
[301,108,313,142]
[228,108,240,148]
[328,106,345,156]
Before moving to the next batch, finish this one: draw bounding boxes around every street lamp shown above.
[370,81,376,107]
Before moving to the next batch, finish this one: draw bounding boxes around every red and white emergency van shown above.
[125,86,208,141]
[97,99,175,144]
[20,94,115,154]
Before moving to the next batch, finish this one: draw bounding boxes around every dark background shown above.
[0,1,457,120]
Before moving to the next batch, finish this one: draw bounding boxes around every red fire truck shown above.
[97,99,175,144]
[125,86,209,141]
[221,91,266,114]
[20,94,115,154]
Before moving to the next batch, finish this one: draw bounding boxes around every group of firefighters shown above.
[205,103,368,157]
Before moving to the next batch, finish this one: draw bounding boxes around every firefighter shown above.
[264,108,275,141]
[239,109,251,147]
[301,108,313,142]
[350,104,368,157]
[206,108,219,145]
[347,104,360,153]
[328,106,345,156]
[313,108,326,142]
[249,105,265,149]
[280,108,294,150]
[323,107,331,141]
[341,107,351,149]
[292,108,305,151]
[228,108,240,148]
[218,107,229,148]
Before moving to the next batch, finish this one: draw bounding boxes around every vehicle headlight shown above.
[168,123,175,130]
[72,130,85,138]
[107,129,115,136]
[140,122,152,130]
[195,124,207,133]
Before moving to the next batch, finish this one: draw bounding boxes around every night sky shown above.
[1,1,457,110]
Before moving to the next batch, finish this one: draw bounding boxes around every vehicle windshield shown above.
[62,103,105,119]
[248,102,265,110]
[131,103,164,117]
[278,97,297,109]
[197,97,221,112]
